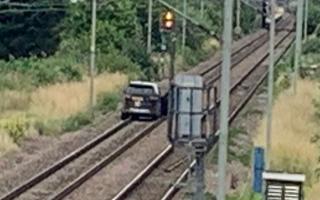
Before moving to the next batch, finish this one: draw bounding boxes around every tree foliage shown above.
[0,0,66,59]
[308,0,320,35]
[0,0,265,86]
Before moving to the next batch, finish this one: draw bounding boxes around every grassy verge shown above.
[254,80,320,198]
[227,186,262,200]
[0,73,127,155]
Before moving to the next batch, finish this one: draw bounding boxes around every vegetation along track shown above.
[0,16,293,200]
[0,25,268,200]
[114,17,295,200]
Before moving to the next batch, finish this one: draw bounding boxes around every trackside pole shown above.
[147,0,153,54]
[292,0,304,94]
[194,152,205,200]
[265,0,276,170]
[89,0,97,113]
[182,0,187,56]
[235,0,242,35]
[304,0,309,41]
[217,0,234,199]
[200,0,204,19]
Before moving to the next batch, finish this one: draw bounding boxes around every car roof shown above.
[129,81,159,94]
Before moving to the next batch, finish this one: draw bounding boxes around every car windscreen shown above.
[126,85,156,96]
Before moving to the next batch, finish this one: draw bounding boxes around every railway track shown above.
[114,17,295,200]
[164,32,295,200]
[0,15,294,200]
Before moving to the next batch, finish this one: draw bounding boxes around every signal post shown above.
[160,10,176,142]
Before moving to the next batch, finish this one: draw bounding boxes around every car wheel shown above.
[121,112,129,120]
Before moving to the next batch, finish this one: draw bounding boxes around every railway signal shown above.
[160,9,177,149]
[160,10,175,32]
[262,0,269,28]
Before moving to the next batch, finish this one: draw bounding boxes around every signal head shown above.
[160,10,175,31]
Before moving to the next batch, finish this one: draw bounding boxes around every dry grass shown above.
[255,80,320,189]
[0,131,17,157]
[29,73,127,120]
[0,73,127,120]
[0,73,127,154]
[306,182,320,200]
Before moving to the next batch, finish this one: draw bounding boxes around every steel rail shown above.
[1,27,272,200]
[111,25,294,200]
[214,30,294,109]
[0,119,131,200]
[160,31,295,200]
[197,15,291,77]
[52,30,280,199]
[0,17,293,200]
[111,145,173,200]
[48,118,165,200]
[204,16,292,86]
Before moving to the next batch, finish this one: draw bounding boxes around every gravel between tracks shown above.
[118,30,285,200]
[127,18,294,199]
[173,28,295,200]
[124,148,188,200]
[65,123,169,200]
[14,121,148,200]
[0,112,120,197]
[0,19,292,200]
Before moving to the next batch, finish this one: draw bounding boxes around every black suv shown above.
[121,81,162,119]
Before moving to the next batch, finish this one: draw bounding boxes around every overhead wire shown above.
[0,0,70,14]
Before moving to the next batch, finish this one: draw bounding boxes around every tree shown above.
[0,0,65,58]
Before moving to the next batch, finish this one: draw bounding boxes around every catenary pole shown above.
[200,0,204,19]
[293,0,304,94]
[265,0,276,170]
[182,0,187,56]
[89,0,97,112]
[235,0,242,34]
[217,0,234,199]
[147,0,153,54]
[304,0,309,41]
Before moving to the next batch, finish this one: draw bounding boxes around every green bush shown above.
[2,117,30,143]
[205,193,217,200]
[95,91,121,114]
[0,72,34,91]
[303,37,320,54]
[184,47,209,67]
[227,185,263,200]
[0,55,83,90]
[62,112,92,132]
[96,50,141,74]
[34,120,62,136]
